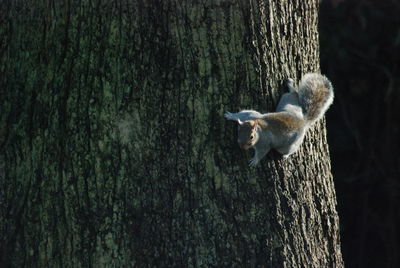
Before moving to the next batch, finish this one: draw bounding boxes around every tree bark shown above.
[0,0,344,267]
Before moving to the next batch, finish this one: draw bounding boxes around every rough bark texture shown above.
[0,0,344,267]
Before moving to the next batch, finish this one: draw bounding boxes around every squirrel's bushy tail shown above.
[298,73,334,125]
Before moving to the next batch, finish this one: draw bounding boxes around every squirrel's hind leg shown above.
[224,111,237,120]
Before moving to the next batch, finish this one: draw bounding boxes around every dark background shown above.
[320,0,400,267]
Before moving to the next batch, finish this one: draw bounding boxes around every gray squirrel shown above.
[225,73,334,167]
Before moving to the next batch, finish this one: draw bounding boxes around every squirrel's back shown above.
[298,73,334,125]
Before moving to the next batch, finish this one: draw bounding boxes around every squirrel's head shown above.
[237,119,259,150]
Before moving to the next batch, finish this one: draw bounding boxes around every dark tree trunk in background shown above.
[0,0,344,267]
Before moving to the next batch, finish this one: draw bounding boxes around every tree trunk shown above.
[0,0,344,267]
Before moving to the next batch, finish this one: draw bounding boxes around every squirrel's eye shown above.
[250,135,254,140]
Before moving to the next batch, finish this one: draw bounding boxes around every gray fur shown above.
[225,73,334,167]
[299,73,334,124]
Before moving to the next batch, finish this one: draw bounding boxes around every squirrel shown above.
[225,73,334,167]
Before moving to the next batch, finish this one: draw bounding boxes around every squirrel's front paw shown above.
[224,111,235,120]
[249,157,259,167]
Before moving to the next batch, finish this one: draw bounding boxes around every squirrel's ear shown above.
[252,120,258,129]
[237,119,244,125]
